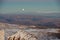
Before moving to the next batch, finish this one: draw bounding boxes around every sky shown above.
[0,0,60,13]
[2,0,59,2]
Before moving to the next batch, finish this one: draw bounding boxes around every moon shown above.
[22,8,24,11]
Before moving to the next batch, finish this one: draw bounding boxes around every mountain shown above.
[0,13,60,28]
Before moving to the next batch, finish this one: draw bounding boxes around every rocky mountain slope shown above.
[7,29,60,40]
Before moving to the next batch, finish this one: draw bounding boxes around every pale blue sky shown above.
[1,0,60,13]
[2,0,57,2]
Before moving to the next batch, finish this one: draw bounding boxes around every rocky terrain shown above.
[8,30,38,40]
[0,22,60,40]
[5,29,60,40]
[0,30,4,40]
[0,22,39,29]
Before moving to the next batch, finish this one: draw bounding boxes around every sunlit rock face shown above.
[8,30,38,40]
[0,30,4,40]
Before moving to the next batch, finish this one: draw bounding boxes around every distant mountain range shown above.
[0,13,60,28]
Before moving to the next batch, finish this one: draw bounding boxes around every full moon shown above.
[22,9,24,11]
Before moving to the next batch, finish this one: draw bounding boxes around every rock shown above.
[47,32,60,39]
[0,30,4,40]
[8,30,38,40]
